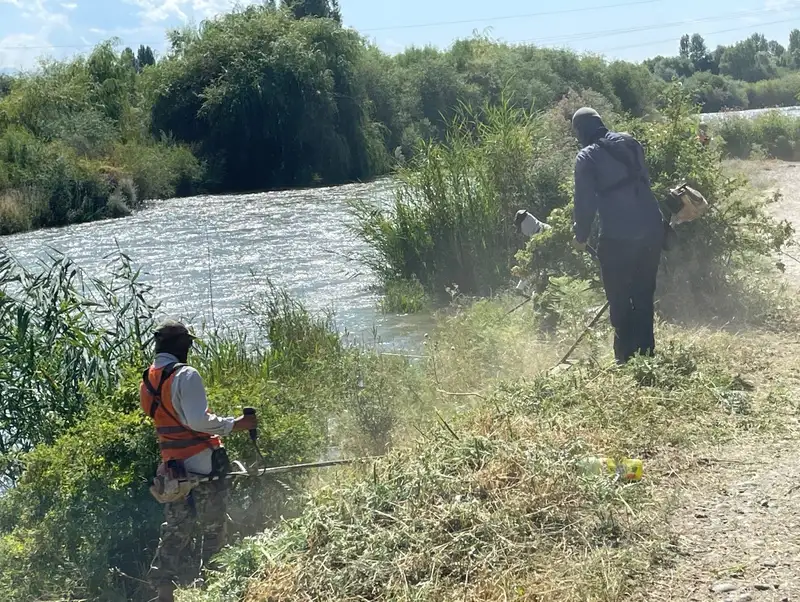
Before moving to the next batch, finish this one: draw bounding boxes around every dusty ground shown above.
[644,161,800,602]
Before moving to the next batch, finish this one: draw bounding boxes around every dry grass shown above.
[182,303,799,602]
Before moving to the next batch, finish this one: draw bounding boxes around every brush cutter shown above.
[149,406,378,503]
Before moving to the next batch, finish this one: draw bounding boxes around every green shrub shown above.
[352,99,574,298]
[746,73,800,108]
[0,392,160,602]
[112,140,204,200]
[379,277,428,314]
[711,110,800,161]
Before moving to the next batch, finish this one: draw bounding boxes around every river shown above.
[700,105,800,122]
[0,178,431,350]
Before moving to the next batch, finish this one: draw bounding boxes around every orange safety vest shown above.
[140,363,221,463]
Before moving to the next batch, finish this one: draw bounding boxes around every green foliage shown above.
[0,40,202,234]
[150,5,385,192]
[711,110,800,160]
[684,72,749,112]
[0,269,432,601]
[0,395,160,602]
[0,249,158,480]
[720,34,779,83]
[746,72,800,109]
[11,19,800,236]
[379,278,428,314]
[352,100,573,298]
[646,30,800,112]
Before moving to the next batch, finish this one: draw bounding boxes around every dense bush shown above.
[0,257,430,601]
[746,72,800,108]
[149,7,388,192]
[352,100,574,298]
[684,72,749,112]
[711,110,800,160]
[0,41,202,233]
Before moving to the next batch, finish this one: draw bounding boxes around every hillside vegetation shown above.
[3,1,800,233]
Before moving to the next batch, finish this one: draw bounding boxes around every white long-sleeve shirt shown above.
[153,352,236,476]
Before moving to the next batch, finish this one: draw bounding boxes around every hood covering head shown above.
[572,107,608,146]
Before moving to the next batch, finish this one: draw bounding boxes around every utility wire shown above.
[0,0,671,50]
[360,0,668,32]
[0,0,790,53]
[523,6,793,46]
[599,16,800,53]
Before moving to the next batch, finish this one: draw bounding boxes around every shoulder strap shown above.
[595,137,646,196]
[142,363,186,418]
[142,364,217,450]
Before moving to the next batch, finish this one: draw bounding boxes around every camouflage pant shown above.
[149,481,229,588]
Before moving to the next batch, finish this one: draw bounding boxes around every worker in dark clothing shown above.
[571,107,664,364]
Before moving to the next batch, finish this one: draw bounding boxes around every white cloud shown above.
[0,32,48,69]
[765,0,800,10]
[61,2,78,10]
[0,0,72,69]
[125,0,259,24]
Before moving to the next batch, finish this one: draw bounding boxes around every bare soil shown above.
[643,161,800,602]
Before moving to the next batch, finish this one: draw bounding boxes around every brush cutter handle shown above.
[243,407,257,441]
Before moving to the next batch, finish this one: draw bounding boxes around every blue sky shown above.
[0,0,799,71]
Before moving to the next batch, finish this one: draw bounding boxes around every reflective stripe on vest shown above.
[139,363,221,463]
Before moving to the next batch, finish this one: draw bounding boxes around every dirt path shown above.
[643,161,800,602]
[648,439,800,602]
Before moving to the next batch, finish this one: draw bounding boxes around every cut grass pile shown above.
[184,311,793,602]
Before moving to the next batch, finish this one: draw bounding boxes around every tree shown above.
[607,60,658,116]
[689,34,716,73]
[679,34,690,58]
[684,71,748,112]
[768,40,785,58]
[789,29,800,67]
[282,0,341,21]
[720,33,778,82]
[120,47,137,73]
[150,7,383,192]
[136,45,156,71]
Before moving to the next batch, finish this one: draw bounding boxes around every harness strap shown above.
[142,363,185,418]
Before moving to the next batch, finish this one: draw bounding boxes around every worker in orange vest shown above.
[140,320,257,602]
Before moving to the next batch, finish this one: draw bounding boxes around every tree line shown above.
[1,0,800,234]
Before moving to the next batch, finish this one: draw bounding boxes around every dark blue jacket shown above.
[573,132,664,243]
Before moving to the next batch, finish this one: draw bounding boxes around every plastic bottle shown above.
[580,457,643,482]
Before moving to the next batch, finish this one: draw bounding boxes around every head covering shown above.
[153,320,196,361]
[572,107,608,147]
[154,320,196,343]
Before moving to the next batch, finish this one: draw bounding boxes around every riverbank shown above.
[173,156,800,601]
[179,312,800,602]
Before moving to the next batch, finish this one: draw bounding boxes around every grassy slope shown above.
[179,289,800,602]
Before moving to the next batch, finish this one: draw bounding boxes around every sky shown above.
[1,0,800,71]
